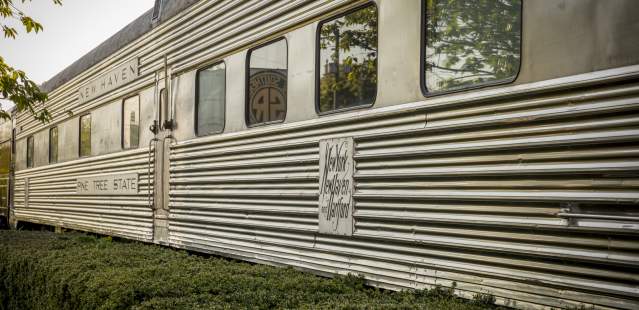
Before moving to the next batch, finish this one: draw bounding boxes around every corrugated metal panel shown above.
[168,71,639,310]
[14,0,363,140]
[8,0,639,309]
[13,148,153,241]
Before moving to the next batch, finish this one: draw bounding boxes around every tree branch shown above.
[427,63,494,76]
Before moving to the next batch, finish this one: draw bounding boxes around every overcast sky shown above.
[0,0,156,110]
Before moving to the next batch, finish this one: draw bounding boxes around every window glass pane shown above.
[159,88,166,125]
[0,141,10,174]
[318,5,378,113]
[0,141,9,207]
[79,114,91,157]
[49,127,58,164]
[247,39,287,125]
[123,96,140,149]
[11,129,15,155]
[197,62,225,136]
[425,0,522,92]
[26,136,34,168]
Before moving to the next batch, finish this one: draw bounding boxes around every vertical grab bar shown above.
[147,138,158,210]
[161,135,177,211]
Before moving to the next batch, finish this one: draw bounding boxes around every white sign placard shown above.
[318,137,354,236]
[77,58,139,104]
[76,173,139,195]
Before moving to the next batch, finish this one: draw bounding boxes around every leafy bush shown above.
[0,231,502,310]
[473,293,497,306]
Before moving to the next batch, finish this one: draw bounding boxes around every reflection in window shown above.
[247,39,287,125]
[79,114,91,157]
[0,141,10,174]
[0,141,9,207]
[159,87,174,128]
[159,88,166,125]
[49,127,58,164]
[123,96,140,149]
[26,136,34,168]
[197,62,225,136]
[318,4,378,113]
[425,0,522,92]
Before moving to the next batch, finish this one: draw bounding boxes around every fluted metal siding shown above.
[168,70,639,310]
[7,0,638,309]
[13,0,365,141]
[13,148,154,241]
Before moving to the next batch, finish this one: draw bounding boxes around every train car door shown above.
[151,59,174,244]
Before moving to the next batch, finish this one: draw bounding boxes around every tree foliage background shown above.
[0,0,61,122]
[425,0,522,92]
[318,5,377,112]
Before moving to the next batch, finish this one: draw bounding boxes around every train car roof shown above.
[40,0,200,93]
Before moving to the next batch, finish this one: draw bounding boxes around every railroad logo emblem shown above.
[248,70,287,124]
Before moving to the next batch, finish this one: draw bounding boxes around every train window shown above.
[246,38,287,126]
[79,114,91,157]
[317,4,378,113]
[122,96,140,149]
[424,0,522,93]
[26,136,34,168]
[49,127,58,164]
[159,88,170,127]
[196,62,225,136]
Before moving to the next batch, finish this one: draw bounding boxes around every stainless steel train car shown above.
[3,0,638,308]
[0,117,11,229]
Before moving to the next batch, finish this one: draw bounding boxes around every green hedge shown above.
[0,231,499,309]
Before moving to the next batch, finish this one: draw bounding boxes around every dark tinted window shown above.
[123,96,140,149]
[0,141,9,207]
[158,88,166,125]
[424,0,522,92]
[196,62,225,136]
[49,127,58,164]
[318,4,378,113]
[0,141,10,174]
[79,114,91,157]
[26,136,34,168]
[247,39,287,126]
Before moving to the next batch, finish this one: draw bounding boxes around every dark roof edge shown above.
[40,0,200,93]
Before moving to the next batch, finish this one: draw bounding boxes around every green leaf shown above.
[0,0,59,122]
[2,25,17,38]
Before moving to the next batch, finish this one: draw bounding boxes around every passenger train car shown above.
[2,0,639,308]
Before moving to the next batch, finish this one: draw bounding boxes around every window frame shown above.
[49,126,58,164]
[78,113,92,158]
[195,61,226,137]
[314,2,379,116]
[245,37,288,127]
[26,135,34,168]
[419,0,523,97]
[121,94,141,150]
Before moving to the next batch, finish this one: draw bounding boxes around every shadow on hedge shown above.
[0,231,502,310]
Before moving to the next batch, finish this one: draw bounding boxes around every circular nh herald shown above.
[248,70,287,124]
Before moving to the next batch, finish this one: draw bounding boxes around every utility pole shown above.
[333,27,340,111]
